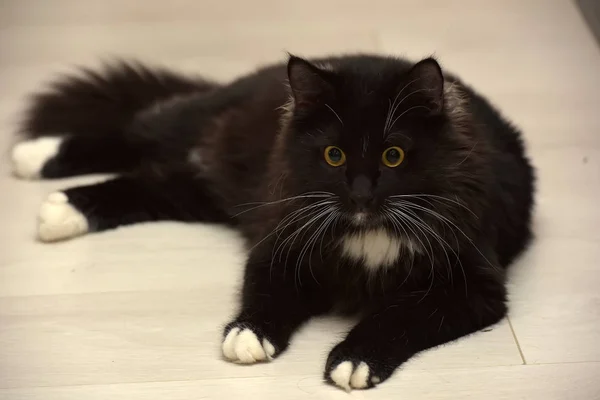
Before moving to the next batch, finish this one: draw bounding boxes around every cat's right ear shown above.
[287,55,334,112]
[403,58,445,114]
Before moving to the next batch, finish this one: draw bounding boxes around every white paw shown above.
[11,137,63,179]
[37,192,89,242]
[329,361,378,391]
[222,327,275,364]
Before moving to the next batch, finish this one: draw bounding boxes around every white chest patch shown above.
[341,229,411,271]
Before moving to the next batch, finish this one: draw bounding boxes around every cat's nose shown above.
[349,175,374,208]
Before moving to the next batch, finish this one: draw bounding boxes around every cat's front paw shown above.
[324,340,397,391]
[221,322,278,364]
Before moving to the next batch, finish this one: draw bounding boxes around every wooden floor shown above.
[1,1,599,398]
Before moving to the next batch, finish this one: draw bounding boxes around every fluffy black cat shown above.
[11,54,535,390]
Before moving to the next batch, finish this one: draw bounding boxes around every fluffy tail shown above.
[21,60,215,139]
[12,61,217,179]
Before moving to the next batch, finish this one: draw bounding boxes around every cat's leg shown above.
[12,61,215,179]
[222,251,332,364]
[11,135,142,179]
[37,171,229,242]
[324,253,507,391]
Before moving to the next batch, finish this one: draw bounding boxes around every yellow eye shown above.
[324,146,346,167]
[382,146,405,167]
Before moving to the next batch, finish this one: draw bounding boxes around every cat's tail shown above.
[11,60,217,179]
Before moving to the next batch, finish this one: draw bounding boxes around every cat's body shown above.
[12,54,534,390]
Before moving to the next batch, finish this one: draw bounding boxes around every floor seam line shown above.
[507,316,527,365]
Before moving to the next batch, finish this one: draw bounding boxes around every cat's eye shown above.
[382,146,405,168]
[324,146,346,167]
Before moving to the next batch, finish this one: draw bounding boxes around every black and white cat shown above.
[11,54,535,390]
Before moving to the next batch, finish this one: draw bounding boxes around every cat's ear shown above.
[404,58,445,113]
[287,55,334,111]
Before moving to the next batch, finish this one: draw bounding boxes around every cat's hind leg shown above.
[37,171,230,242]
[11,61,216,179]
[11,134,140,180]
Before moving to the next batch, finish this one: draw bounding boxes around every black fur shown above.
[64,173,232,232]
[15,54,535,390]
[20,61,217,177]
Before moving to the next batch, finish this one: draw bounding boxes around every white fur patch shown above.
[330,361,353,391]
[341,229,408,271]
[329,361,372,391]
[350,362,370,389]
[11,137,63,179]
[37,192,89,242]
[222,327,275,364]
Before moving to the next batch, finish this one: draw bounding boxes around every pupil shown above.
[387,149,399,162]
[329,148,341,162]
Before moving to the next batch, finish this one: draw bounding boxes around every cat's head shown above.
[278,55,486,235]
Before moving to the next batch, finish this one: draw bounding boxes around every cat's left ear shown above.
[404,58,445,114]
[287,55,334,112]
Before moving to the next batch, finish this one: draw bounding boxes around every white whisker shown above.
[384,78,421,135]
[297,208,339,286]
[248,199,336,262]
[274,204,336,280]
[390,202,458,286]
[400,201,495,277]
[383,98,393,136]
[324,104,344,126]
[383,209,415,288]
[289,206,337,288]
[232,192,335,217]
[389,194,478,217]
[386,206,434,266]
[388,105,432,129]
[456,140,480,166]
[387,199,471,296]
[385,205,437,302]
[271,200,337,263]
[385,196,474,297]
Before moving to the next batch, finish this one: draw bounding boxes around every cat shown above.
[11,54,535,391]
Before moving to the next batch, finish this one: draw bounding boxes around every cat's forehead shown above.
[337,63,411,95]
[334,77,419,125]
[333,97,404,141]
[333,81,432,143]
[295,60,439,146]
